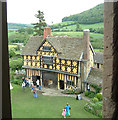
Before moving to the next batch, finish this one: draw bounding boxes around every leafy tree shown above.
[25,27,34,34]
[8,32,30,45]
[9,48,16,58]
[76,24,80,31]
[18,28,26,33]
[9,58,23,71]
[62,3,104,24]
[32,10,47,36]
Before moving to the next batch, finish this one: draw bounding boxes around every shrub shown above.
[61,88,81,94]
[96,93,102,101]
[74,89,81,94]
[11,78,22,85]
[90,83,102,93]
[84,101,102,118]
[9,48,16,58]
[9,58,23,71]
[84,90,89,96]
[13,79,18,84]
[92,97,99,103]
[88,93,95,98]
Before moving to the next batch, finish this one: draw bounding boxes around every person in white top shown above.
[36,79,40,88]
[87,83,90,91]
[22,81,25,92]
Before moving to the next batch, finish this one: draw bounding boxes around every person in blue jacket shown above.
[65,103,71,117]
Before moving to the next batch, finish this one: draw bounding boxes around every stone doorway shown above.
[59,80,64,89]
[42,71,58,88]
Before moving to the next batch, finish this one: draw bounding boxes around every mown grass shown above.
[60,22,104,31]
[8,32,14,37]
[11,84,99,118]
[51,31,104,40]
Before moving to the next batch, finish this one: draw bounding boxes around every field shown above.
[60,22,104,31]
[51,31,104,39]
[11,84,99,118]
[50,21,104,32]
[8,31,15,37]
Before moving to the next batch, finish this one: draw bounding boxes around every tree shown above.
[18,28,25,33]
[25,27,34,34]
[76,24,80,31]
[9,48,16,58]
[8,32,30,45]
[32,10,47,36]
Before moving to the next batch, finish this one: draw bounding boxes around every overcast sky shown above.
[7,0,104,25]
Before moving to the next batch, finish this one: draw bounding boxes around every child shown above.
[39,85,41,90]
[31,83,34,92]
[22,81,25,92]
[33,86,37,98]
[62,107,66,118]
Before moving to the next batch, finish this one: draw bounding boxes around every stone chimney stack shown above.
[44,27,51,39]
[83,29,90,60]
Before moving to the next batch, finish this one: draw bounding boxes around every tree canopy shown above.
[62,3,104,24]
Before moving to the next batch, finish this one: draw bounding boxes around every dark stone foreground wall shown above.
[103,2,118,119]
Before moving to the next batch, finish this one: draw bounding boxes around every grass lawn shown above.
[51,31,104,40]
[11,84,99,118]
[62,22,104,31]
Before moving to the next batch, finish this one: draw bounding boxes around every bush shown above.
[88,92,96,98]
[96,93,102,101]
[84,90,89,96]
[9,48,16,58]
[90,83,102,93]
[84,101,102,118]
[11,78,22,85]
[61,88,81,94]
[92,97,99,103]
[9,58,23,71]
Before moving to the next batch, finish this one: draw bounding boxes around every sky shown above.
[7,0,104,25]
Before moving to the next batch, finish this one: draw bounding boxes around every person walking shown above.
[36,79,40,88]
[65,103,71,117]
[33,86,37,98]
[87,83,90,91]
[62,107,66,118]
[28,77,31,87]
[22,81,25,92]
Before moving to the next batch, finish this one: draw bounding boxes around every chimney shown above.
[83,29,90,60]
[44,27,51,39]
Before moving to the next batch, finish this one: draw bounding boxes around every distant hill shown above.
[62,3,104,24]
[8,23,33,29]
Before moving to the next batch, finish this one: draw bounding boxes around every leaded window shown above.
[43,46,51,51]
[43,56,53,64]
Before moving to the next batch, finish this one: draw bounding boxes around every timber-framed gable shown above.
[21,27,95,91]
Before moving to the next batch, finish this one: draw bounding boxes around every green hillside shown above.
[62,3,104,24]
[8,23,33,29]
[49,21,104,34]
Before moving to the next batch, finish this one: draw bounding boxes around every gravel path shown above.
[40,88,90,101]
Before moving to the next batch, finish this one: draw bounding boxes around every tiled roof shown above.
[87,68,103,86]
[21,36,44,55]
[21,36,84,60]
[47,36,84,60]
[94,52,104,64]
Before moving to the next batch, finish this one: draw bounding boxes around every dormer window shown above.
[43,46,51,51]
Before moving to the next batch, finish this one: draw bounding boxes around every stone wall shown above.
[103,2,118,119]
